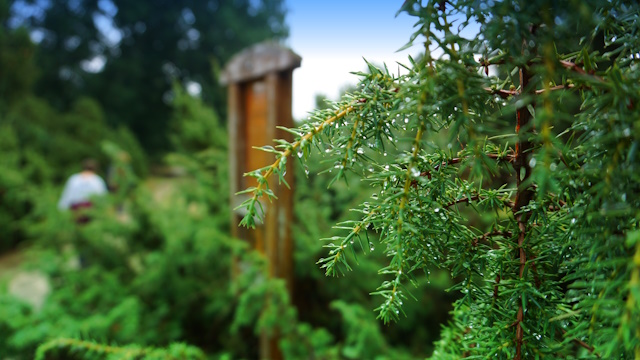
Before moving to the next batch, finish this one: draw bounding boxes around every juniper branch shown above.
[237,105,355,228]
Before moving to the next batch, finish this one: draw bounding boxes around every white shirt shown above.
[57,172,108,210]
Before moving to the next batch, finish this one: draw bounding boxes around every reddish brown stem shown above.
[513,43,535,360]
[486,84,574,99]
[480,57,601,81]
[560,329,599,356]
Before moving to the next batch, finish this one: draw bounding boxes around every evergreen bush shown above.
[238,1,640,358]
[1,82,449,359]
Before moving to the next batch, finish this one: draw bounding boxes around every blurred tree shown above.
[8,0,288,152]
[0,1,37,112]
[169,82,226,155]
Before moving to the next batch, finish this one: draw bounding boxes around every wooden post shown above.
[221,41,300,360]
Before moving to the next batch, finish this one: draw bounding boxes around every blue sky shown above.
[284,1,422,119]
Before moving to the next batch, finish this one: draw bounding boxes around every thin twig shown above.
[560,329,599,357]
[486,84,575,99]
[239,105,354,227]
[443,195,514,209]
[472,230,514,247]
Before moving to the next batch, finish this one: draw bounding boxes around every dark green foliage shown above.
[35,338,205,360]
[292,145,459,358]
[109,126,149,180]
[169,83,226,155]
[0,93,148,249]
[0,123,29,251]
[3,95,139,182]
[0,162,241,357]
[0,80,456,359]
[1,0,455,358]
[8,0,288,151]
[0,26,37,111]
[238,1,640,358]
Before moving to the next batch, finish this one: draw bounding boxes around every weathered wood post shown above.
[221,41,300,359]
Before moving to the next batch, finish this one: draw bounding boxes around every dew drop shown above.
[297,151,303,158]
[434,208,440,213]
[357,147,364,154]
[529,157,537,168]
[410,167,420,177]
[549,162,557,171]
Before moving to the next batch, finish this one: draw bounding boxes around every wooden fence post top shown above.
[220,41,301,84]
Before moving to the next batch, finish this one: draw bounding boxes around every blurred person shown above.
[58,158,107,223]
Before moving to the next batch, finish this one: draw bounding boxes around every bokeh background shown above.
[0,1,457,358]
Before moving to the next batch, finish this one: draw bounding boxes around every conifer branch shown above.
[444,195,514,210]
[332,115,361,183]
[237,105,354,228]
[317,205,382,276]
[486,84,575,99]
[376,124,426,323]
[412,153,514,186]
[479,56,604,83]
[472,230,514,247]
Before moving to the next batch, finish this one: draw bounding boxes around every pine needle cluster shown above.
[238,0,640,357]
